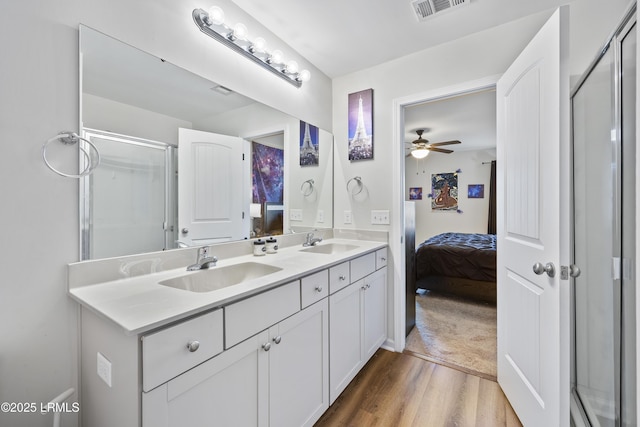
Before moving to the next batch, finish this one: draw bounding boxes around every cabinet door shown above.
[269,299,329,427]
[363,267,387,361]
[142,331,269,427]
[329,281,364,404]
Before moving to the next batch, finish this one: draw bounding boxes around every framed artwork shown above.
[348,88,373,161]
[252,142,284,204]
[409,187,422,200]
[299,121,319,166]
[468,184,485,198]
[431,172,458,211]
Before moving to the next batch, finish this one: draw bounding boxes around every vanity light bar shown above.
[192,7,310,88]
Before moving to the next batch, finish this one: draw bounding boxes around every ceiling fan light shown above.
[411,148,429,159]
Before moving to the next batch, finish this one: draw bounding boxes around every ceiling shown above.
[404,89,497,154]
[231,0,569,78]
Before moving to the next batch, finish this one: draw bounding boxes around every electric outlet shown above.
[97,352,112,387]
[289,209,303,221]
[371,210,390,225]
[344,210,352,224]
[316,210,324,223]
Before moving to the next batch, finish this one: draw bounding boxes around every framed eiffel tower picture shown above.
[299,121,319,166]
[348,88,373,161]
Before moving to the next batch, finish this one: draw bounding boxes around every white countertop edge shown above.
[69,238,387,336]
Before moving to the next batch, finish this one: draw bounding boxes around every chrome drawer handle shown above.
[262,342,271,352]
[186,340,200,352]
[273,336,282,344]
[339,275,346,281]
[380,257,386,261]
[315,286,323,293]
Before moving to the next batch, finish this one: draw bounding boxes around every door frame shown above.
[391,75,501,351]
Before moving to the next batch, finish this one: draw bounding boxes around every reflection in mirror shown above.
[79,25,333,260]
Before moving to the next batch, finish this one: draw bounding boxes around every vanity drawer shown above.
[301,270,328,308]
[376,248,388,270]
[350,252,376,283]
[225,281,300,348]
[329,262,350,294]
[142,308,223,392]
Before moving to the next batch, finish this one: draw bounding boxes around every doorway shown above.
[570,8,636,426]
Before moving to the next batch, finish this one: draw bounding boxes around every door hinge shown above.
[242,211,245,219]
[612,257,621,280]
[242,153,245,161]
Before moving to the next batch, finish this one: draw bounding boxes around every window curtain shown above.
[488,160,497,234]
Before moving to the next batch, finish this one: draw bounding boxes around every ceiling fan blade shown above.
[427,147,454,154]
[429,140,461,146]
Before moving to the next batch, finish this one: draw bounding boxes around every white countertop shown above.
[69,238,386,336]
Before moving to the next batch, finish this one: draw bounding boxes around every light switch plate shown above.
[371,210,390,225]
[316,210,324,223]
[289,209,303,221]
[343,210,352,224]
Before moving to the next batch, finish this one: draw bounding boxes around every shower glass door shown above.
[571,11,636,427]
[81,129,176,260]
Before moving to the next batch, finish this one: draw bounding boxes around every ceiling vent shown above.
[412,0,469,21]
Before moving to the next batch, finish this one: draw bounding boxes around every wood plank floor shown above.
[315,349,522,427]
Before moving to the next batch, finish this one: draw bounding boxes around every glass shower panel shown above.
[572,47,617,426]
[87,134,169,259]
[620,22,636,427]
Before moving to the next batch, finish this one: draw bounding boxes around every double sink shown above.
[159,243,358,293]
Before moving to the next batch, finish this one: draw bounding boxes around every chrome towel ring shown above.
[346,176,364,196]
[42,131,101,178]
[300,179,315,196]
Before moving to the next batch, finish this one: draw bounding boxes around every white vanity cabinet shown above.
[143,280,329,427]
[76,244,387,427]
[329,255,387,403]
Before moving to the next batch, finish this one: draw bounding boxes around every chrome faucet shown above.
[187,246,218,271]
[303,231,323,247]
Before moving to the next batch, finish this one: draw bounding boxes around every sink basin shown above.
[159,262,282,293]
[300,243,358,255]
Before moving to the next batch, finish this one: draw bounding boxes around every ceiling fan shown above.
[406,129,461,159]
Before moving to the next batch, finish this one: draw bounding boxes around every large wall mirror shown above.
[79,25,333,260]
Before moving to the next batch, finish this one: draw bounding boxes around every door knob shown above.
[569,264,581,278]
[181,228,189,235]
[533,262,555,278]
[186,340,200,352]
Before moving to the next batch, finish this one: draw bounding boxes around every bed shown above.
[415,232,497,304]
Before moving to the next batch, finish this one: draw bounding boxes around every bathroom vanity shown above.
[69,235,388,427]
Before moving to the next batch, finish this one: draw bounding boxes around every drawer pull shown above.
[380,257,386,262]
[273,336,282,344]
[186,340,200,352]
[315,286,323,293]
[339,275,346,281]
[262,342,272,352]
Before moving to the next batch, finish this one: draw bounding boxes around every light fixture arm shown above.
[193,8,305,88]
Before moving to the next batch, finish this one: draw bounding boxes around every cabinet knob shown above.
[186,340,200,352]
[339,275,346,281]
[315,286,323,293]
[273,336,282,344]
[262,342,271,352]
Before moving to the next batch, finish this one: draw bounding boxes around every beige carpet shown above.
[405,290,497,380]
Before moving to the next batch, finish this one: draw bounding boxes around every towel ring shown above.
[300,179,315,196]
[346,176,364,196]
[42,132,101,178]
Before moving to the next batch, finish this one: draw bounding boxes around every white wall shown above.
[406,149,496,245]
[0,1,331,426]
[331,0,634,349]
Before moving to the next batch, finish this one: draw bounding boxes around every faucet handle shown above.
[197,246,210,259]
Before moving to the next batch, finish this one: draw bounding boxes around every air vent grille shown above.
[412,0,469,21]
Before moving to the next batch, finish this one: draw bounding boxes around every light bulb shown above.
[285,60,299,74]
[207,6,225,25]
[411,148,429,159]
[233,23,248,41]
[298,69,311,82]
[252,37,267,53]
[270,50,284,64]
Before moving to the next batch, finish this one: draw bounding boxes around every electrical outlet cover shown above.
[97,352,112,387]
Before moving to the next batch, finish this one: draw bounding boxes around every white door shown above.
[496,7,570,426]
[178,128,245,246]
